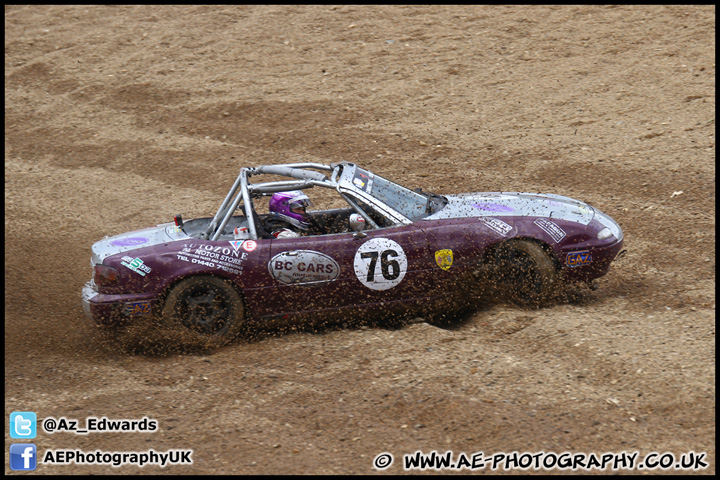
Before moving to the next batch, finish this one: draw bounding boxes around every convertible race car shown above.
[82,161,624,346]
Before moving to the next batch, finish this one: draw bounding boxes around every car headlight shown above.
[594,209,623,241]
[597,227,613,240]
[93,264,119,286]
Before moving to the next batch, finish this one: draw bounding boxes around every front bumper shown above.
[560,237,625,283]
[82,281,160,327]
[81,281,98,320]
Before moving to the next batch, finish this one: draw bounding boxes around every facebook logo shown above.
[10,444,37,471]
[10,411,37,439]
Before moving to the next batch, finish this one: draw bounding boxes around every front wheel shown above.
[493,239,561,307]
[162,276,246,347]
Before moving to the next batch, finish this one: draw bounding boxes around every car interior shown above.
[178,206,370,241]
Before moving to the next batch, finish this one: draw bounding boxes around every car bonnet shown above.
[425,192,595,224]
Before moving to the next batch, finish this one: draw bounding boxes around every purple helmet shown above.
[268,190,312,230]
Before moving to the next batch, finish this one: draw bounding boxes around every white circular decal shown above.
[353,238,407,290]
[242,240,257,252]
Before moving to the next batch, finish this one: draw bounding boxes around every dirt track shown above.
[4,5,715,474]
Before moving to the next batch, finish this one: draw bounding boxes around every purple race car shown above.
[82,161,624,346]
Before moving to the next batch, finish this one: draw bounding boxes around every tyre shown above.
[161,276,246,347]
[493,239,561,307]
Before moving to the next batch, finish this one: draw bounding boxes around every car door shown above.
[266,224,434,319]
[420,217,496,293]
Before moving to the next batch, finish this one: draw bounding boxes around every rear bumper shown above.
[82,281,160,327]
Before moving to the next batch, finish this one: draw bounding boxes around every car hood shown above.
[91,222,190,265]
[426,192,595,224]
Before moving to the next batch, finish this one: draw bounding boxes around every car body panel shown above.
[261,224,435,319]
[90,223,191,265]
[427,192,595,226]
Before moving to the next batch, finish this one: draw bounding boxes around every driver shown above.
[266,190,314,238]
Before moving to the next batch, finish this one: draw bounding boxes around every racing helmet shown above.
[268,190,312,230]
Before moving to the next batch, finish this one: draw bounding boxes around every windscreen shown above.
[352,168,429,221]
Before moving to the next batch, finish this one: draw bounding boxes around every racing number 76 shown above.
[361,249,400,282]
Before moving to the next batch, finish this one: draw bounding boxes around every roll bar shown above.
[204,163,340,241]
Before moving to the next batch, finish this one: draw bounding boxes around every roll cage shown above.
[201,162,429,241]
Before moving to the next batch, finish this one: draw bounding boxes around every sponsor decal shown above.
[534,218,566,243]
[111,237,149,247]
[352,168,375,194]
[177,243,249,275]
[242,240,258,252]
[120,256,152,276]
[566,250,592,267]
[123,301,152,316]
[229,240,244,250]
[472,203,514,212]
[269,250,340,285]
[165,225,183,236]
[434,249,454,271]
[354,238,407,290]
[477,217,513,236]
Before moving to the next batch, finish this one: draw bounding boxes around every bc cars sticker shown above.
[269,250,340,285]
[566,250,592,267]
[534,218,566,243]
[354,238,407,290]
[435,249,454,271]
[477,217,513,236]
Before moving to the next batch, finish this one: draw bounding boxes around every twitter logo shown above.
[10,412,37,439]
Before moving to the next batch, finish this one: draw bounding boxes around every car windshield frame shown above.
[336,163,447,224]
[336,165,430,221]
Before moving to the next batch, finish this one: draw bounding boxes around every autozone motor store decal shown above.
[176,243,250,275]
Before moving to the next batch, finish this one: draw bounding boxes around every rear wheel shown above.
[493,239,561,307]
[162,276,246,347]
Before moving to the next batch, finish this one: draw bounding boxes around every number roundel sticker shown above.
[353,238,407,290]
